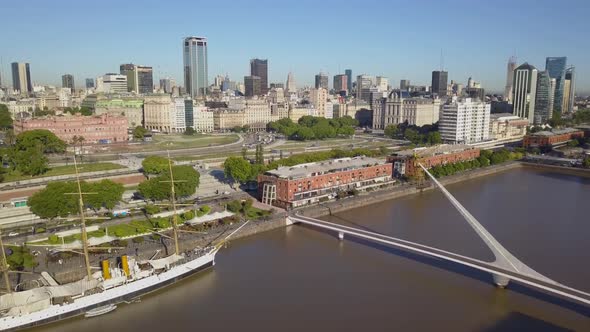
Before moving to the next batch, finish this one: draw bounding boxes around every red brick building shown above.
[523,128,584,148]
[387,145,480,178]
[258,157,394,209]
[14,113,128,144]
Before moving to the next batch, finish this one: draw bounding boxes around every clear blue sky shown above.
[2,0,589,94]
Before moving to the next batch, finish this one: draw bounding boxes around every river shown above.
[30,167,590,331]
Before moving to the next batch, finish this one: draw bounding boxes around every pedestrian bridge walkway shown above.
[287,164,590,308]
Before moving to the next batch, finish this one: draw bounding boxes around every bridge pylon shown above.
[493,274,510,288]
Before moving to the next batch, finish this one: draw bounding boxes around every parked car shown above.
[8,232,19,237]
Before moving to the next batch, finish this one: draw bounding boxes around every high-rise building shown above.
[11,62,32,95]
[310,88,328,117]
[183,36,208,98]
[431,71,448,97]
[333,74,348,94]
[159,78,176,94]
[345,69,352,93]
[356,75,375,102]
[244,76,261,97]
[440,97,490,144]
[512,63,538,124]
[545,56,567,113]
[250,59,268,95]
[504,56,517,103]
[315,72,329,90]
[533,71,555,125]
[97,74,128,94]
[286,72,296,93]
[62,74,75,91]
[400,79,410,90]
[376,76,388,92]
[85,78,95,89]
[120,64,153,94]
[562,67,575,113]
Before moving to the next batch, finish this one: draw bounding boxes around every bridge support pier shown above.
[493,274,510,288]
[338,232,344,241]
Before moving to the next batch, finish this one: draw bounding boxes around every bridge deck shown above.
[290,214,590,307]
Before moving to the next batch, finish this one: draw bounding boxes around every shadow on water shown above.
[480,311,574,332]
[296,224,590,318]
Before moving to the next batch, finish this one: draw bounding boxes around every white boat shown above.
[84,304,117,318]
[0,153,250,331]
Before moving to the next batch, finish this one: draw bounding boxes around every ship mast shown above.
[162,150,181,256]
[72,156,93,279]
[0,229,11,293]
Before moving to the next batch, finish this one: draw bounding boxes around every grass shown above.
[3,162,125,182]
[245,206,271,219]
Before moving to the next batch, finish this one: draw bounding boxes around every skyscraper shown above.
[250,59,268,95]
[183,36,208,98]
[285,72,296,93]
[62,74,75,91]
[562,67,575,113]
[11,62,32,95]
[400,79,410,90]
[345,69,352,93]
[333,74,348,94]
[120,64,153,94]
[431,71,448,97]
[545,56,567,113]
[533,71,554,124]
[315,72,329,90]
[504,56,517,103]
[85,78,95,89]
[160,78,176,94]
[512,63,538,123]
[244,76,261,97]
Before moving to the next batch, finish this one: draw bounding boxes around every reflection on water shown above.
[31,168,590,332]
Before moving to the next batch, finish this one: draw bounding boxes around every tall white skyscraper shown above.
[285,72,296,93]
[440,97,490,144]
[183,36,208,98]
[512,63,538,124]
[504,56,517,103]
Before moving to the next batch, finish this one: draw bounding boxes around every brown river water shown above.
[30,168,590,331]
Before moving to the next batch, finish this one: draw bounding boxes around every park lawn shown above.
[3,162,125,182]
[245,206,271,220]
[151,134,239,150]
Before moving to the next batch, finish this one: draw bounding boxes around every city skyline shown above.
[1,0,589,94]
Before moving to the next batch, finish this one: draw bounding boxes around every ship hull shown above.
[1,253,215,331]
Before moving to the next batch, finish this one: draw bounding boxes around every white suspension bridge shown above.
[288,164,590,308]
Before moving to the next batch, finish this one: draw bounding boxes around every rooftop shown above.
[530,128,582,137]
[490,113,523,121]
[392,144,476,158]
[265,156,385,180]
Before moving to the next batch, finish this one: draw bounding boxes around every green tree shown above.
[0,104,12,130]
[133,126,147,140]
[3,129,16,146]
[337,116,359,127]
[312,123,337,139]
[426,132,442,145]
[138,165,199,201]
[384,125,400,138]
[241,146,248,159]
[583,157,590,169]
[14,145,48,176]
[337,126,355,137]
[28,180,124,219]
[15,130,66,153]
[255,144,264,164]
[184,127,196,135]
[404,128,422,144]
[142,156,170,175]
[292,126,315,140]
[144,204,161,215]
[224,156,253,185]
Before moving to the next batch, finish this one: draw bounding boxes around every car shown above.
[8,232,19,237]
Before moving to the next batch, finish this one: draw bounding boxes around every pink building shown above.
[14,114,128,144]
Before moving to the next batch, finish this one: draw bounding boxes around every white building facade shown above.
[439,97,491,144]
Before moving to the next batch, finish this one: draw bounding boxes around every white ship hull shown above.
[0,252,215,331]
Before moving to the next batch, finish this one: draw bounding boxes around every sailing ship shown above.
[0,154,248,331]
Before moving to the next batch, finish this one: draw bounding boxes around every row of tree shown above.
[224,147,389,185]
[267,116,358,141]
[384,122,442,145]
[28,180,125,219]
[428,149,524,178]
